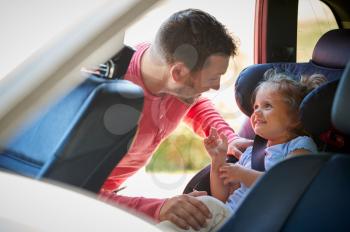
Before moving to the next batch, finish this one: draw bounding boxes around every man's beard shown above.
[173,79,201,105]
[176,94,201,105]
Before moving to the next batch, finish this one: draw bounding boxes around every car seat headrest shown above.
[235,63,344,147]
[332,62,350,135]
[312,29,350,69]
[236,29,348,138]
[235,63,343,117]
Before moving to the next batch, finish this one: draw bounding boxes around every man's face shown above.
[174,55,230,104]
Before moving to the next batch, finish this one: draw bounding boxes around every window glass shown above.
[297,0,338,62]
[0,0,112,80]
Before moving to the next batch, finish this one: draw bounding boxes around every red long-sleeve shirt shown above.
[99,43,237,221]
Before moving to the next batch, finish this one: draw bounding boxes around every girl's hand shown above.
[219,163,244,185]
[204,127,228,161]
[228,137,253,159]
[228,182,241,194]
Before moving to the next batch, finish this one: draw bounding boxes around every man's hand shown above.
[159,191,212,230]
[228,137,253,159]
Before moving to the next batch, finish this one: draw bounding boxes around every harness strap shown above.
[251,135,267,171]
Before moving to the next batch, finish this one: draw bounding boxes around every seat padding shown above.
[218,154,329,232]
[281,155,350,232]
[1,79,101,174]
[332,63,350,135]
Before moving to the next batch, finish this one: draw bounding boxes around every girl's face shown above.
[250,85,299,146]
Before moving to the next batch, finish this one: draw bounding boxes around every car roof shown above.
[322,0,350,27]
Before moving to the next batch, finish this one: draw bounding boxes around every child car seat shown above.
[184,29,350,195]
[219,60,350,232]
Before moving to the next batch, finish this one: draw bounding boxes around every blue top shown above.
[226,136,317,213]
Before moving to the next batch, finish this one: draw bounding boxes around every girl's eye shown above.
[264,103,272,109]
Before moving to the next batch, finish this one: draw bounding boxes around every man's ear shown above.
[170,62,190,83]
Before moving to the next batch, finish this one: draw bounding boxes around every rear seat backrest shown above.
[312,29,350,69]
[0,77,143,193]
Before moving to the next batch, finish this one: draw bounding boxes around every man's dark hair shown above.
[155,8,237,72]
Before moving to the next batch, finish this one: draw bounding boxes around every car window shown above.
[0,0,114,80]
[0,0,160,141]
[297,0,338,62]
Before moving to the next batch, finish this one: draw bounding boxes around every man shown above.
[100,9,252,230]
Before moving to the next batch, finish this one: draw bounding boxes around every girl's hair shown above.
[251,68,327,135]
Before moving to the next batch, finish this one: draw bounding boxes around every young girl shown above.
[157,69,326,231]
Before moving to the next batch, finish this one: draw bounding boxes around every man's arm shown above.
[184,97,237,142]
[100,191,212,230]
[99,192,166,221]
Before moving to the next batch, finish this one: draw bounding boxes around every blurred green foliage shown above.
[146,123,210,172]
